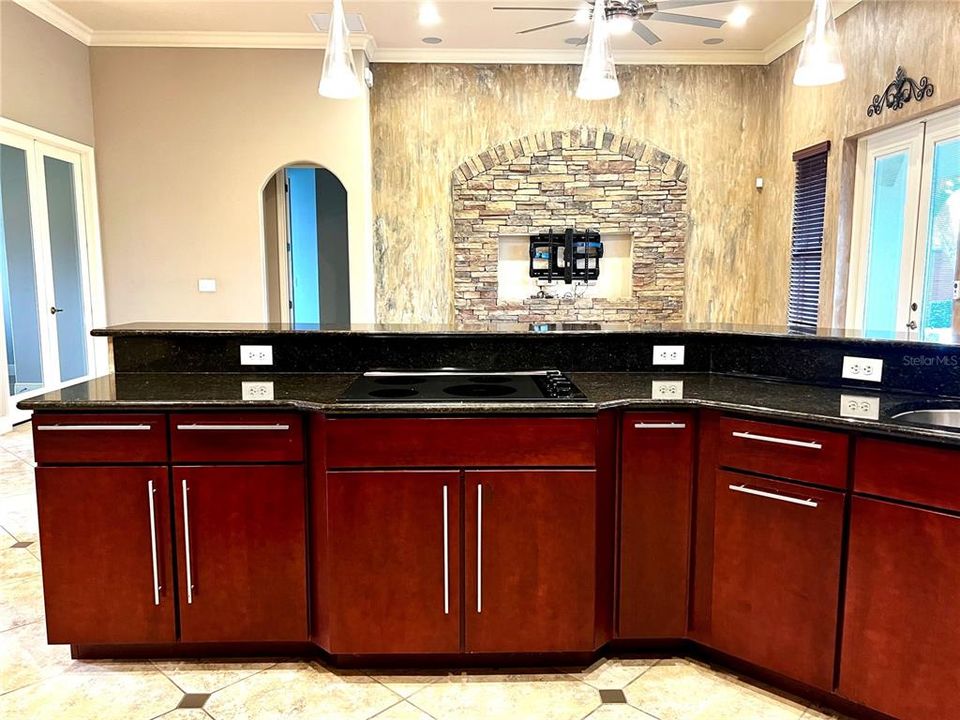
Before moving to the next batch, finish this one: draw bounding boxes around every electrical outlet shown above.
[651,379,684,399]
[839,394,880,420]
[653,345,685,366]
[198,278,217,293]
[842,356,883,383]
[241,381,274,401]
[240,345,273,366]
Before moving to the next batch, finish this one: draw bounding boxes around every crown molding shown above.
[373,47,766,65]
[88,31,377,56]
[11,0,93,44]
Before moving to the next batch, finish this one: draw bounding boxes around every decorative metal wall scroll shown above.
[866,66,935,118]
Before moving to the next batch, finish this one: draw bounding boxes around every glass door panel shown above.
[0,144,45,397]
[42,154,89,382]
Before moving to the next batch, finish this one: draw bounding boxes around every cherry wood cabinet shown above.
[173,465,307,642]
[325,471,461,654]
[710,470,844,690]
[464,470,598,653]
[840,497,960,720]
[32,414,168,465]
[35,466,176,644]
[618,412,694,639]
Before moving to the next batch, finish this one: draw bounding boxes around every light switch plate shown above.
[241,381,274,401]
[842,356,883,383]
[840,394,880,420]
[653,345,685,366]
[651,380,684,399]
[198,278,217,293]
[240,345,273,366]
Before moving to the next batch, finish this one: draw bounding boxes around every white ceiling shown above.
[22,0,860,64]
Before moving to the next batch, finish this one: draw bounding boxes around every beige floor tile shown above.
[156,711,212,720]
[801,707,849,719]
[204,661,400,720]
[0,573,45,632]
[0,426,34,463]
[369,669,447,698]
[0,543,42,582]
[371,700,436,720]
[0,492,39,544]
[563,656,659,690]
[0,620,75,694]
[408,670,601,720]
[151,659,277,694]
[0,661,182,720]
[585,704,657,719]
[624,658,806,720]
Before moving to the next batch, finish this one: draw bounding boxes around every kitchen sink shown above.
[891,408,960,430]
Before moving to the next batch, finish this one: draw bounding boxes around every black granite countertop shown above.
[18,372,960,447]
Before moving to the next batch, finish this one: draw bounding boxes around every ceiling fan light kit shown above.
[577,0,621,100]
[318,0,362,99]
[794,0,846,87]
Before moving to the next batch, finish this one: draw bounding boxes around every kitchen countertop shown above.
[19,371,960,447]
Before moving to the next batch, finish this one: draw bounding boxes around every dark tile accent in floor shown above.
[11,541,33,549]
[599,689,627,703]
[177,693,211,709]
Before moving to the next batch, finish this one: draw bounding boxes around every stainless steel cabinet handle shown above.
[37,424,152,431]
[476,483,483,614]
[728,483,819,508]
[731,431,822,450]
[175,424,290,431]
[181,479,194,604]
[147,480,161,606]
[634,422,687,429]
[442,485,449,615]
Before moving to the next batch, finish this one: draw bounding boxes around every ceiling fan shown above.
[493,0,731,45]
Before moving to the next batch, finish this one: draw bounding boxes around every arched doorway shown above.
[262,164,350,325]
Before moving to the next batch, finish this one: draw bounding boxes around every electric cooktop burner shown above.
[337,370,585,403]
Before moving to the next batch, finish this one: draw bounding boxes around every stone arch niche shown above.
[451,128,688,324]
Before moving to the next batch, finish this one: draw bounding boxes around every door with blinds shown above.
[848,108,960,340]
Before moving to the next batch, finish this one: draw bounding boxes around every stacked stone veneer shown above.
[452,128,688,324]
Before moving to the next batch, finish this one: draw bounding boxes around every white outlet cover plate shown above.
[653,345,685,366]
[240,345,273,366]
[842,356,884,383]
[651,379,684,399]
[198,278,217,292]
[241,381,275,401]
[839,393,880,420]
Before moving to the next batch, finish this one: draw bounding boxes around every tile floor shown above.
[0,422,848,720]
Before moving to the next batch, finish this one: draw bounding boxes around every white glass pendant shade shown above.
[318,0,361,99]
[793,0,845,87]
[577,0,620,100]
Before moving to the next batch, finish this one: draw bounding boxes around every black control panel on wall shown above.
[529,228,603,284]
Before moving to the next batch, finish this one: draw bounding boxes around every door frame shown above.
[0,117,107,431]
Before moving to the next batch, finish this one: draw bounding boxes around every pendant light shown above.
[318,0,361,99]
[793,0,845,87]
[576,0,620,101]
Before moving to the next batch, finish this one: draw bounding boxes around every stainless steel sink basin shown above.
[891,408,960,430]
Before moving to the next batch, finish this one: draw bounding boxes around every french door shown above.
[0,120,106,430]
[848,107,960,339]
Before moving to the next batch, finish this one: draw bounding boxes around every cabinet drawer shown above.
[170,413,303,463]
[326,417,596,468]
[854,438,960,512]
[33,414,168,464]
[718,417,849,489]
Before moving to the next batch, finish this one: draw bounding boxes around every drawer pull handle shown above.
[181,479,194,604]
[477,483,483,614]
[728,483,819,508]
[37,424,152,431]
[176,424,290,431]
[634,422,687,429]
[731,431,822,450]
[147,480,161,606]
[442,485,450,616]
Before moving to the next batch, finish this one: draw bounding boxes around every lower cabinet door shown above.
[710,470,844,690]
[36,466,176,644]
[839,497,960,720]
[174,465,307,642]
[464,470,597,653]
[326,471,461,653]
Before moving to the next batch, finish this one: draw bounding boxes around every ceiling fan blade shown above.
[576,36,588,46]
[517,18,576,33]
[655,0,732,9]
[493,6,581,10]
[633,22,662,45]
[648,11,725,28]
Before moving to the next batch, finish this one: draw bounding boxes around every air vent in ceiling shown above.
[309,12,367,33]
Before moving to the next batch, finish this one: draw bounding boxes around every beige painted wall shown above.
[759,0,960,327]
[370,63,768,324]
[89,47,375,324]
[0,1,95,145]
